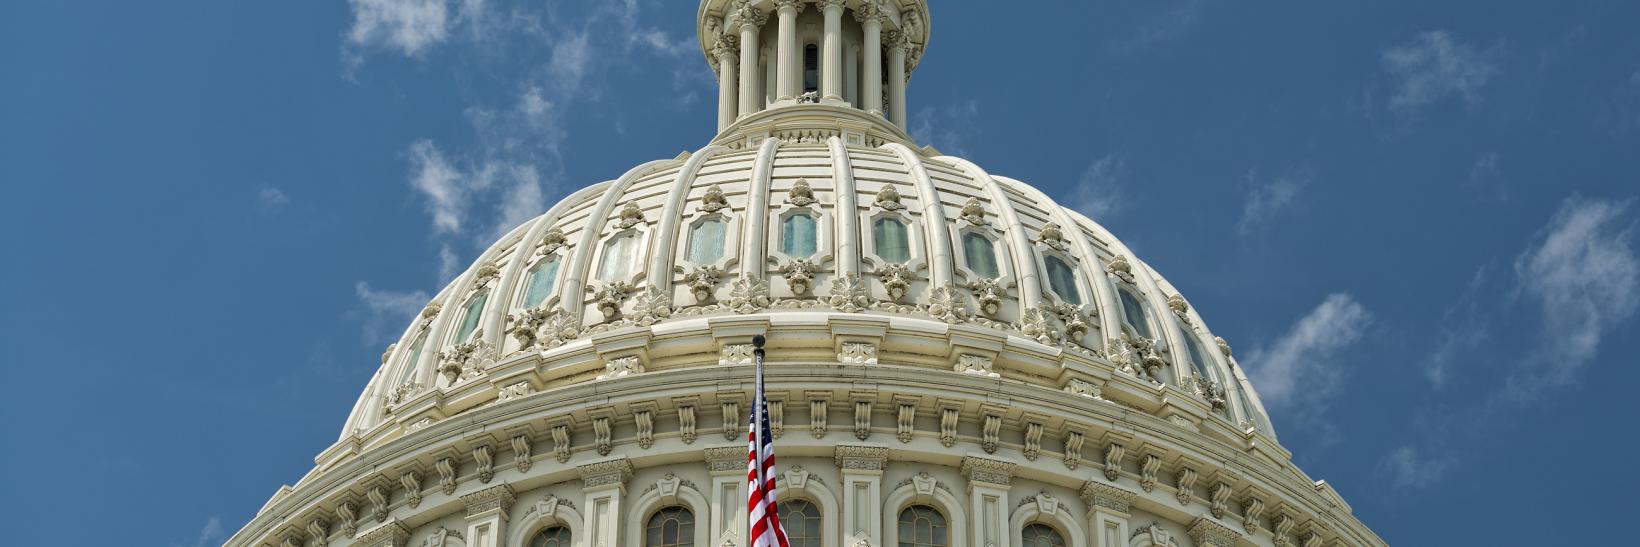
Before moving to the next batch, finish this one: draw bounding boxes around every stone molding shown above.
[834,445,888,471]
[577,458,634,488]
[1080,480,1136,514]
[461,483,516,517]
[959,455,1016,486]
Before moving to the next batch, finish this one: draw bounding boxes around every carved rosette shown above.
[683,265,725,303]
[613,201,645,229]
[787,178,817,206]
[698,184,729,212]
[778,259,819,295]
[873,262,918,302]
[968,277,1008,316]
[872,184,903,210]
[959,197,988,225]
[925,283,968,323]
[729,275,771,313]
[827,274,870,312]
[630,287,673,326]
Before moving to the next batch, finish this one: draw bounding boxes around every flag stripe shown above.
[747,347,789,547]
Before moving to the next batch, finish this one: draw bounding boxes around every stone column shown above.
[714,36,740,131]
[960,456,1015,547]
[1080,480,1137,547]
[844,43,859,106]
[835,445,889,546]
[820,0,845,101]
[886,30,908,131]
[705,446,747,547]
[578,459,635,547]
[737,7,766,118]
[855,5,883,116]
[774,0,801,102]
[461,484,515,547]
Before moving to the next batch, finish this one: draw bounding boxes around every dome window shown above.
[645,506,695,547]
[962,232,1000,278]
[599,233,640,282]
[394,332,427,386]
[522,257,560,309]
[1021,523,1067,547]
[874,217,911,263]
[688,218,728,264]
[803,43,820,94]
[528,526,571,547]
[454,290,488,343]
[1118,289,1153,339]
[897,505,949,547]
[779,500,822,547]
[782,214,819,257]
[1181,328,1213,380]
[1044,256,1081,305]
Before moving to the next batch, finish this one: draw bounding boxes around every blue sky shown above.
[2,1,1637,545]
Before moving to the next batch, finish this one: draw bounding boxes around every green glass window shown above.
[395,333,427,385]
[528,527,571,547]
[600,234,639,281]
[897,505,948,547]
[688,218,727,263]
[962,232,999,278]
[874,217,911,263]
[779,500,822,547]
[645,506,695,547]
[454,290,487,343]
[1119,290,1152,339]
[522,258,560,309]
[782,214,818,257]
[1044,256,1080,305]
[1021,524,1067,547]
[1181,328,1212,379]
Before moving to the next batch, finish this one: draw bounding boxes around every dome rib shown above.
[562,158,678,324]
[826,136,862,277]
[737,137,781,279]
[647,145,731,289]
[938,155,1043,316]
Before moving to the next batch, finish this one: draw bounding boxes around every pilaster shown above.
[460,484,515,547]
[960,456,1015,547]
[835,445,888,546]
[577,458,634,547]
[1080,481,1136,547]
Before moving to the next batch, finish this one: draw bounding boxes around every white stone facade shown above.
[228,1,1384,546]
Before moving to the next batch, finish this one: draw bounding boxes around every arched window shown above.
[779,500,822,547]
[600,233,639,281]
[645,506,695,547]
[522,257,560,309]
[528,526,572,547]
[1180,328,1213,379]
[1118,289,1153,339]
[803,44,819,93]
[962,232,1000,278]
[454,290,488,343]
[896,505,948,547]
[395,332,427,385]
[688,218,728,264]
[782,214,818,257]
[874,217,911,263]
[1021,523,1066,547]
[1044,256,1081,305]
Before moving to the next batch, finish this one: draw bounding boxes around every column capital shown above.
[1188,516,1243,547]
[712,35,740,60]
[704,445,745,474]
[736,2,768,28]
[884,29,912,51]
[461,483,517,518]
[959,455,1016,487]
[834,445,889,471]
[577,458,635,489]
[354,519,411,547]
[818,0,847,13]
[853,0,885,25]
[1079,480,1137,515]
[774,0,804,14]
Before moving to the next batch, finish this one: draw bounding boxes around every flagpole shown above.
[751,334,765,545]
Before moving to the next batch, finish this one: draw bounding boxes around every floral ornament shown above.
[1105,255,1135,284]
[1184,375,1228,412]
[926,284,968,324]
[828,274,870,312]
[698,184,730,212]
[438,334,498,384]
[630,287,673,327]
[537,227,568,256]
[1016,307,1059,345]
[729,276,770,314]
[1037,222,1068,251]
[1167,293,1191,323]
[787,178,817,206]
[1214,336,1233,358]
[681,265,726,303]
[873,184,903,210]
[968,277,1008,316]
[1055,302,1090,340]
[873,263,918,302]
[589,281,636,323]
[959,197,987,226]
[779,259,820,295]
[613,201,645,229]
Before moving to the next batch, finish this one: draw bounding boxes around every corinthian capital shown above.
[736,1,768,28]
[853,0,884,24]
[818,0,847,13]
[712,35,740,60]
[774,0,804,14]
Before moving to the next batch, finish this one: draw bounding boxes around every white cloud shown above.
[1381,445,1454,489]
[255,186,290,213]
[354,282,431,348]
[1381,30,1500,113]
[1236,169,1310,234]
[1425,265,1496,387]
[1511,197,1638,387]
[1067,155,1128,220]
[170,516,222,547]
[345,0,452,57]
[1246,293,1371,410]
[408,139,468,235]
[911,100,981,156]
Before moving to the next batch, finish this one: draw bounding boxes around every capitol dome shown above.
[232,2,1384,547]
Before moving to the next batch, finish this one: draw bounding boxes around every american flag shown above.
[746,336,790,547]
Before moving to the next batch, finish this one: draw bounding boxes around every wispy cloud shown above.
[1066,154,1128,220]
[1425,264,1496,387]
[1380,30,1501,114]
[1464,152,1508,201]
[1379,445,1454,489]
[1236,168,1310,234]
[170,516,222,547]
[353,282,431,348]
[911,100,981,156]
[344,0,453,63]
[255,186,290,214]
[1246,293,1372,413]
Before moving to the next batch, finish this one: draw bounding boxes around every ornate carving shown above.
[1167,293,1191,323]
[613,200,645,229]
[1017,307,1059,345]
[1022,421,1043,461]
[679,404,698,444]
[954,353,998,377]
[1301,531,1324,547]
[1216,336,1234,358]
[509,306,578,351]
[926,283,968,323]
[511,435,532,473]
[1272,514,1296,547]
[872,184,903,210]
[851,0,883,24]
[1062,430,1084,470]
[1064,378,1102,399]
[551,424,571,463]
[399,471,422,508]
[1103,442,1125,481]
[981,413,1002,454]
[1184,374,1228,412]
[699,184,729,212]
[593,416,613,455]
[419,302,442,330]
[630,287,672,326]
[939,407,959,447]
[1112,334,1165,382]
[778,259,820,294]
[384,380,422,412]
[735,0,767,29]
[306,518,330,546]
[438,336,498,385]
[435,457,457,495]
[1242,495,1266,533]
[896,403,915,443]
[1055,302,1090,340]
[495,381,536,403]
[852,400,872,440]
[722,400,742,440]
[537,227,568,256]
[460,484,515,517]
[787,178,817,206]
[1037,222,1069,251]
[355,520,409,547]
[705,446,744,472]
[576,458,634,488]
[472,445,495,483]
[419,526,463,547]
[959,197,988,225]
[810,399,828,438]
[729,275,770,313]
[769,400,784,438]
[589,281,635,323]
[635,409,655,449]
[1080,480,1135,513]
[1139,454,1162,492]
[683,265,726,304]
[838,342,878,364]
[834,445,889,471]
[968,277,1008,316]
[1210,482,1233,518]
[827,274,870,312]
[366,485,389,523]
[1175,466,1199,505]
[597,355,644,380]
[335,501,358,537]
[961,456,1015,486]
[873,262,917,302]
[473,261,501,283]
[1106,255,1136,284]
[1188,517,1241,547]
